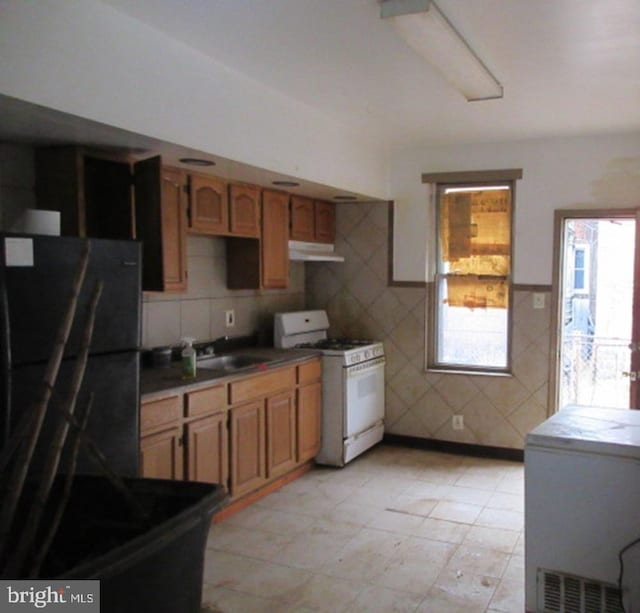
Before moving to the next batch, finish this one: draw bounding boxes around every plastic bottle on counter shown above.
[181,337,197,379]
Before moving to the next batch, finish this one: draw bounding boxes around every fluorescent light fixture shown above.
[381,0,503,101]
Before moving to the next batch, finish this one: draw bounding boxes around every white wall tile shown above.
[145,300,181,347]
[305,201,551,450]
[180,299,211,343]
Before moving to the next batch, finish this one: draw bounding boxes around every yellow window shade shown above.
[440,188,511,276]
[444,276,509,309]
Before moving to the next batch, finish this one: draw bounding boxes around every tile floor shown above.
[202,444,525,613]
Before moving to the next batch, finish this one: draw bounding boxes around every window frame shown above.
[572,243,590,293]
[428,179,516,375]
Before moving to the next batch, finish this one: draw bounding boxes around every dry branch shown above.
[0,241,91,565]
[8,281,103,577]
[56,405,147,521]
[29,394,94,578]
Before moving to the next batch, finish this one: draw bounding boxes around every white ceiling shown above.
[100,0,640,149]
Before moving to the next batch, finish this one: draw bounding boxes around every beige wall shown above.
[306,201,550,450]
[143,236,306,349]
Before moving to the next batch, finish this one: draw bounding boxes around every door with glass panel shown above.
[556,211,639,410]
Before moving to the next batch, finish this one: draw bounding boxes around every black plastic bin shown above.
[29,476,226,613]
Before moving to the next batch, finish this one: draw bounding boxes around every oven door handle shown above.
[345,357,385,377]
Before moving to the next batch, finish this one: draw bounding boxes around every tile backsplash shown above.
[143,235,305,348]
[306,201,550,450]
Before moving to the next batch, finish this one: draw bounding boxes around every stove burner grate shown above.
[295,337,374,351]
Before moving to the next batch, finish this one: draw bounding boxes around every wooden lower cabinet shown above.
[297,382,322,463]
[141,358,322,504]
[186,412,228,486]
[140,426,183,480]
[266,390,297,478]
[230,400,267,498]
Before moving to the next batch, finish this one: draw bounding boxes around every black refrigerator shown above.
[0,233,141,477]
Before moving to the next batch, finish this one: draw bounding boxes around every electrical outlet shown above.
[533,293,545,309]
[452,415,464,430]
[225,309,235,327]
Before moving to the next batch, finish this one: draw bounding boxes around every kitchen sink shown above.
[196,354,268,371]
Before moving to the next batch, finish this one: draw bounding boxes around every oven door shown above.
[343,357,385,437]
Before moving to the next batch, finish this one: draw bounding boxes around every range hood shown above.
[288,240,344,262]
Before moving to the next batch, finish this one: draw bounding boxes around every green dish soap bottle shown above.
[181,337,197,379]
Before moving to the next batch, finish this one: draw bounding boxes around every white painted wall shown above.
[0,0,388,199]
[391,133,640,284]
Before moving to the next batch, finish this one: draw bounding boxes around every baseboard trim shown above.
[383,434,524,462]
[212,461,314,524]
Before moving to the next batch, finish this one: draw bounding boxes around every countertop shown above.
[140,347,321,401]
[525,405,640,459]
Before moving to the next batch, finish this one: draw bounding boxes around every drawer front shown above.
[141,395,181,434]
[298,359,321,385]
[230,367,296,405]
[186,384,227,418]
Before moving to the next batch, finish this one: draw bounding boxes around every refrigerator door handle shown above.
[121,261,138,267]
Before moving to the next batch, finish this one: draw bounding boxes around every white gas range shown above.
[274,310,385,466]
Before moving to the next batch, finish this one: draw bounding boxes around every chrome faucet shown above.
[207,335,229,356]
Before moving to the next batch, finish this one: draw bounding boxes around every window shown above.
[572,244,589,292]
[432,182,514,372]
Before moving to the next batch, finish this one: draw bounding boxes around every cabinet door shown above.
[261,190,290,289]
[189,174,228,234]
[135,159,188,292]
[297,382,321,463]
[35,146,84,236]
[290,196,315,241]
[266,390,297,479]
[230,400,267,498]
[36,146,133,240]
[84,155,133,240]
[314,200,336,243]
[229,184,260,237]
[160,167,188,291]
[186,412,229,488]
[140,427,183,480]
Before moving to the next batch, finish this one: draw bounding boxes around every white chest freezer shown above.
[525,406,640,613]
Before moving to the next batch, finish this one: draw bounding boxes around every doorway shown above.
[554,211,636,411]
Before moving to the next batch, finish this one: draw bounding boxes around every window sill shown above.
[426,367,512,378]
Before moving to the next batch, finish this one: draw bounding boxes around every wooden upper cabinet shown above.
[290,196,315,241]
[35,146,133,240]
[261,190,290,289]
[229,184,260,237]
[314,200,336,243]
[290,197,336,243]
[135,159,188,292]
[188,174,228,234]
